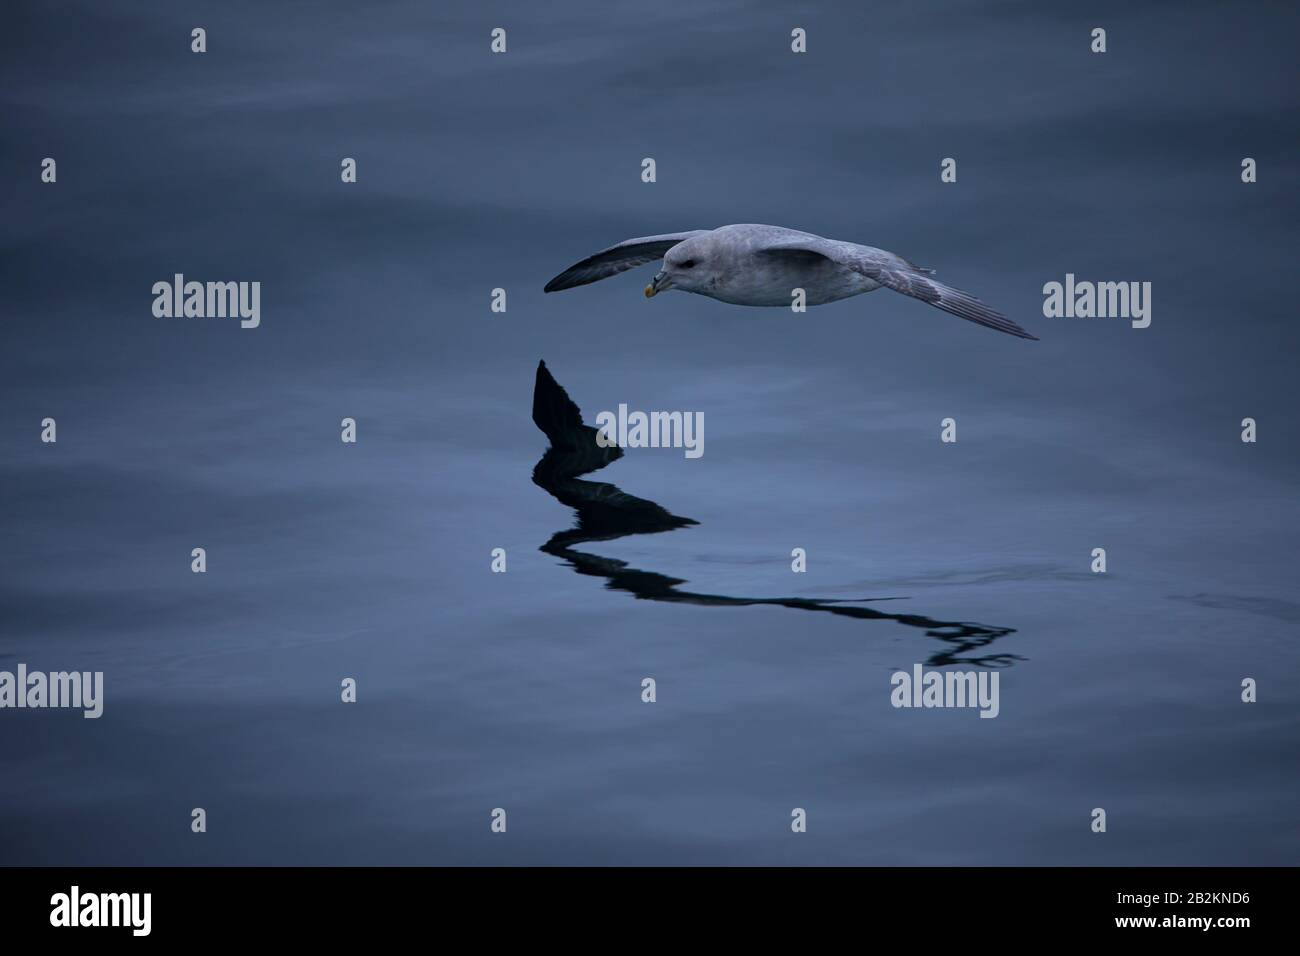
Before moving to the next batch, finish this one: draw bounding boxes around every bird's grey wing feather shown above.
[760,238,1038,340]
[544,231,708,293]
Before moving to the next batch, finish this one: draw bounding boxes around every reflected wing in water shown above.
[530,360,1021,667]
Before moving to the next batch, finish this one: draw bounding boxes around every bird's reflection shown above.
[531,360,1021,667]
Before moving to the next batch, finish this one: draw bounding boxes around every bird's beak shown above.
[644,271,671,298]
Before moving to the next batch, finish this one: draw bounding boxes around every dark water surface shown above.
[2,0,1297,864]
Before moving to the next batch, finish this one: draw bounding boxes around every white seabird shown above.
[543,223,1037,340]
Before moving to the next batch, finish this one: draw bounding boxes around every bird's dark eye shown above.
[680,259,696,269]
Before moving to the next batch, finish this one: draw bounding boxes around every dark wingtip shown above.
[542,276,564,293]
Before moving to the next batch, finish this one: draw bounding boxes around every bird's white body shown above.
[544,222,1037,340]
[682,224,881,306]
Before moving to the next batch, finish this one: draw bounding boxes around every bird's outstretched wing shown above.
[759,238,1038,340]
[544,231,707,293]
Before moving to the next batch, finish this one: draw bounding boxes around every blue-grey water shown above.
[2,0,1298,865]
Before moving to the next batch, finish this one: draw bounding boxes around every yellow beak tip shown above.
[644,284,656,298]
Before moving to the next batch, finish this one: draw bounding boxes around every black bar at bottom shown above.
[0,866,1282,941]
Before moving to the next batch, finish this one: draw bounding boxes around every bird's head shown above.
[645,238,711,298]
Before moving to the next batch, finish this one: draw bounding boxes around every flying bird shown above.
[543,223,1037,340]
